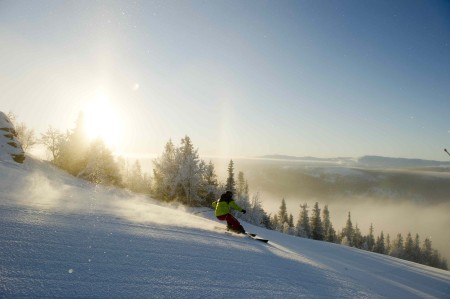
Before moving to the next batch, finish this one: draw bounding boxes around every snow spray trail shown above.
[0,161,218,235]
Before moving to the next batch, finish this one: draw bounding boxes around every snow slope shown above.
[1,157,449,298]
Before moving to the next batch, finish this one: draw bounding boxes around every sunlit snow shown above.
[0,156,449,298]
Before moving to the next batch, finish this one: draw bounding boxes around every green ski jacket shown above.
[212,199,244,217]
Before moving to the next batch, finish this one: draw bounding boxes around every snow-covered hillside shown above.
[1,157,449,298]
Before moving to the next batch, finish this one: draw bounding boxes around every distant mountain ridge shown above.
[357,155,450,168]
[259,154,450,168]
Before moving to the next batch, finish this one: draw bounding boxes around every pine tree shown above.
[386,234,391,255]
[175,136,202,205]
[296,204,311,238]
[341,212,354,246]
[201,161,219,205]
[237,172,246,201]
[288,213,294,228]
[421,237,433,266]
[277,198,289,225]
[248,192,270,228]
[374,231,386,254]
[225,160,236,196]
[152,139,178,201]
[271,214,280,231]
[153,137,213,205]
[353,224,363,249]
[310,202,324,240]
[391,233,404,258]
[142,173,152,195]
[282,213,295,235]
[56,112,89,176]
[412,233,421,263]
[366,223,375,251]
[321,205,337,243]
[403,233,414,261]
[236,171,250,214]
[79,138,122,186]
[128,160,150,194]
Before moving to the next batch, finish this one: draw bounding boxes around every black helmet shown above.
[219,191,233,203]
[225,191,233,200]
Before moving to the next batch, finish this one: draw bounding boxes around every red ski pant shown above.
[217,214,243,231]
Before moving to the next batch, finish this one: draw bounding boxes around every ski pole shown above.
[445,148,450,157]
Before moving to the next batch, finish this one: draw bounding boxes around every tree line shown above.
[270,199,448,271]
[10,111,448,271]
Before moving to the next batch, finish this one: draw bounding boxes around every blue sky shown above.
[1,0,449,160]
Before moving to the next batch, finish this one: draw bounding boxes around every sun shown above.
[83,92,122,149]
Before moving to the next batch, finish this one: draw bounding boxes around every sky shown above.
[1,0,450,160]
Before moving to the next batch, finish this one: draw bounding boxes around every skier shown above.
[212,191,247,234]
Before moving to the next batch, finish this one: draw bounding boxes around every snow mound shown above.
[0,111,25,163]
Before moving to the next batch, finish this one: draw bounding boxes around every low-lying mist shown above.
[280,194,450,263]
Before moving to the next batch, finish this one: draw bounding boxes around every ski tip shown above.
[246,233,269,243]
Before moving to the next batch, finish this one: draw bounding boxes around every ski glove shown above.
[242,209,246,214]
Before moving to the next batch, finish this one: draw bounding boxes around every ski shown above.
[246,233,269,243]
[215,226,269,243]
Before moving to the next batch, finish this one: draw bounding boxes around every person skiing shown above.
[212,191,246,234]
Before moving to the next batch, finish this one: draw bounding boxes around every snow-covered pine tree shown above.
[296,203,311,238]
[128,160,150,194]
[200,160,219,206]
[79,138,122,186]
[277,198,289,225]
[152,139,178,201]
[310,202,324,241]
[7,112,37,152]
[174,136,202,205]
[248,192,270,228]
[153,136,206,205]
[55,112,90,176]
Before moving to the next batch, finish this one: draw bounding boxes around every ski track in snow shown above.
[1,158,449,298]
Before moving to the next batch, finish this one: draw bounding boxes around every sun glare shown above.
[83,92,122,149]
